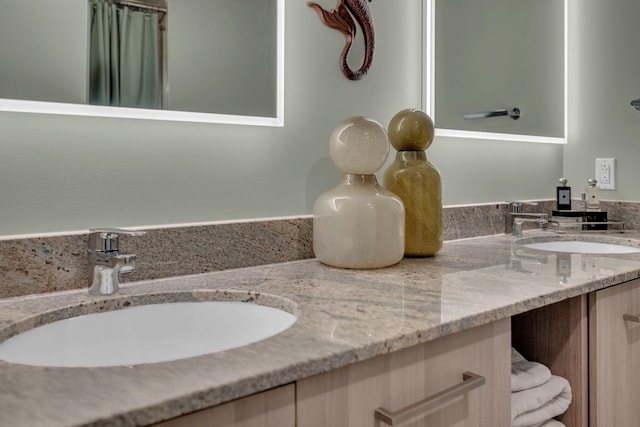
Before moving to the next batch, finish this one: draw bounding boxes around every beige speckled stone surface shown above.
[0,217,314,298]
[0,203,563,299]
[3,230,640,426]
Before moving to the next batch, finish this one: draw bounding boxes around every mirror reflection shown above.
[425,0,566,143]
[89,0,168,110]
[0,0,282,123]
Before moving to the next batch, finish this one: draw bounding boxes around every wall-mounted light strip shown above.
[0,98,282,126]
[423,0,568,144]
[275,0,285,126]
[0,0,285,127]
[435,128,566,144]
[563,0,568,143]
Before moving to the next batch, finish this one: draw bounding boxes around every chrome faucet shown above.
[506,202,549,237]
[88,228,146,295]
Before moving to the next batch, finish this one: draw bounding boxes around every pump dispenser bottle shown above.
[586,179,600,211]
[556,178,571,210]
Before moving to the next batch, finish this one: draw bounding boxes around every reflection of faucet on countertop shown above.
[88,228,146,295]
[505,202,549,237]
[509,239,548,274]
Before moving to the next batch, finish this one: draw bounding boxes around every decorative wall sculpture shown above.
[307,0,374,81]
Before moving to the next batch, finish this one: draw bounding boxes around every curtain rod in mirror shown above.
[112,0,168,13]
[0,0,285,127]
[89,0,168,14]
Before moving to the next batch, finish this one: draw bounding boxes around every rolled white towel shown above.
[523,419,566,427]
[537,420,565,427]
[511,375,572,427]
[512,348,552,392]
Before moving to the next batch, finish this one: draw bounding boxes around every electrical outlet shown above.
[596,158,616,190]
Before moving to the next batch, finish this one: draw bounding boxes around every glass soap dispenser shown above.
[313,116,405,269]
[383,109,442,256]
[586,179,601,211]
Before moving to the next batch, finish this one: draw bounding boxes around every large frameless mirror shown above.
[424,0,567,143]
[0,0,284,126]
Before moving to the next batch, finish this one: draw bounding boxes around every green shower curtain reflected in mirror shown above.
[89,0,164,109]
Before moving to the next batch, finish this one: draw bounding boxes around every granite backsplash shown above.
[1,200,638,299]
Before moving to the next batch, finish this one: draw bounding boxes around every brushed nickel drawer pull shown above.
[623,314,640,322]
[374,371,486,426]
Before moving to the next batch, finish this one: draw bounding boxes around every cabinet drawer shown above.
[297,318,510,427]
[153,383,295,427]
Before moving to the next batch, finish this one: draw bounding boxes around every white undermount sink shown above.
[524,240,640,254]
[0,301,297,368]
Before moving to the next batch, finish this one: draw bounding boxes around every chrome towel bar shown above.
[464,107,520,120]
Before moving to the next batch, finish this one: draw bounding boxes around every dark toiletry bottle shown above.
[556,178,571,210]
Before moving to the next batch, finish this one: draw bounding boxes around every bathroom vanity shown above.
[157,319,510,427]
[2,231,640,426]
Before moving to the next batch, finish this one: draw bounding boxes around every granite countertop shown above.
[3,231,640,426]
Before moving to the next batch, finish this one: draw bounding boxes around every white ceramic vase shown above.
[313,116,405,269]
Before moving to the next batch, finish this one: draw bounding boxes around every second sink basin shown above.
[0,301,297,368]
[524,240,640,254]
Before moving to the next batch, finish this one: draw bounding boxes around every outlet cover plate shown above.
[596,158,616,190]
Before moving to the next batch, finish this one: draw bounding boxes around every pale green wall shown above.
[0,0,563,238]
[564,0,640,201]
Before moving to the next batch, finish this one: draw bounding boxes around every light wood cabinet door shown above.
[153,383,295,427]
[297,318,511,427]
[589,278,640,426]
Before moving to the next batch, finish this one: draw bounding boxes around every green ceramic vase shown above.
[383,109,442,256]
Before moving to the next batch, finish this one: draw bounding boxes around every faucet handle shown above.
[507,201,539,213]
[88,228,146,252]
